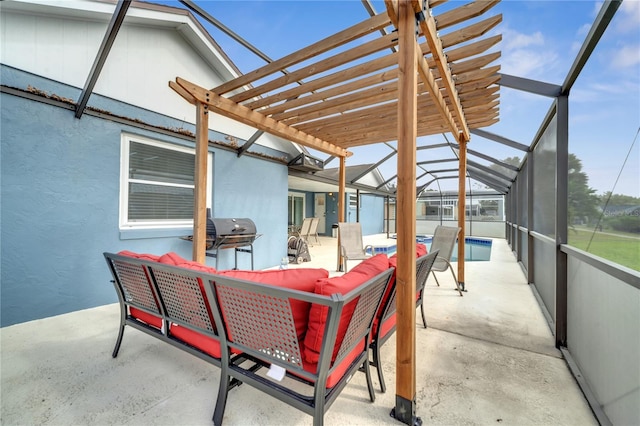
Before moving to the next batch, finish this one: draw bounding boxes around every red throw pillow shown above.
[118,250,160,262]
[303,254,390,363]
[219,268,329,340]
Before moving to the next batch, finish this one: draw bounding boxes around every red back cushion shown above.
[157,252,217,329]
[303,254,390,363]
[158,252,217,274]
[170,324,221,358]
[387,243,428,302]
[388,243,428,267]
[117,251,162,327]
[118,250,160,262]
[219,268,329,340]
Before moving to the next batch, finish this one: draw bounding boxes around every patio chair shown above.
[307,217,321,245]
[430,225,464,296]
[338,222,372,272]
[296,217,313,241]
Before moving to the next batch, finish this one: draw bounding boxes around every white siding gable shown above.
[1,0,293,146]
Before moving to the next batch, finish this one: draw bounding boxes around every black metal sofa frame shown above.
[104,252,394,426]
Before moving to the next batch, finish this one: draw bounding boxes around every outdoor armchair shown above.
[430,225,464,296]
[337,222,372,272]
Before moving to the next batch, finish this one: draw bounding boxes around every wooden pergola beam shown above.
[393,1,418,423]
[170,77,351,158]
[192,102,209,263]
[412,0,470,141]
[415,41,461,137]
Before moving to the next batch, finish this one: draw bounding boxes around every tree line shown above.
[498,155,640,233]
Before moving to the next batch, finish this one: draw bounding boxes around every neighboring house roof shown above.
[601,205,640,215]
[316,164,389,192]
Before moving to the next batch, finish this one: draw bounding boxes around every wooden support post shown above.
[337,156,346,271]
[394,1,418,424]
[192,101,209,263]
[457,134,467,290]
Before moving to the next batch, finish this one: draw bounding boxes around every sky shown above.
[160,0,640,197]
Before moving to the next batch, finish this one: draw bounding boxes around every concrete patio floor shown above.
[0,236,597,425]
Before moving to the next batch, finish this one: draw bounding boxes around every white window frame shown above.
[288,191,306,227]
[119,133,212,230]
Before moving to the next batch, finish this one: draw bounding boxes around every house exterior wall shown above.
[345,193,384,235]
[0,1,296,326]
[1,79,289,326]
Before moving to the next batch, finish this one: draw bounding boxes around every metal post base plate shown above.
[390,395,422,426]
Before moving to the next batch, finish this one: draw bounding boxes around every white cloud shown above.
[576,23,591,38]
[611,44,640,68]
[502,49,555,77]
[499,27,560,80]
[503,29,544,51]
[616,0,640,33]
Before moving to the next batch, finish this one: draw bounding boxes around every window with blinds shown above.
[120,134,211,229]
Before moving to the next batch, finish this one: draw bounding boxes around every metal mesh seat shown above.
[338,222,372,272]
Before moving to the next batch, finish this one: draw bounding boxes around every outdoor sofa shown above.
[104,250,400,426]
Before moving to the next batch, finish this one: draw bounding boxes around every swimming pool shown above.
[372,236,492,261]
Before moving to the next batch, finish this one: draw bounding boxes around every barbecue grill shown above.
[182,216,260,270]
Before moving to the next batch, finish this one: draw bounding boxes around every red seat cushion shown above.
[303,254,390,364]
[301,339,367,388]
[371,312,396,343]
[170,324,221,358]
[129,307,163,329]
[219,268,329,340]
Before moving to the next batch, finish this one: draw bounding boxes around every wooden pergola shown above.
[170,0,501,423]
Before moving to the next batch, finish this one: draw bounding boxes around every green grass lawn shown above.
[568,228,640,271]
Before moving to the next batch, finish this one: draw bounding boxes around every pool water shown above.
[373,236,492,261]
[425,237,492,262]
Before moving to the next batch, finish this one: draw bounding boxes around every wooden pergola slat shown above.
[229,32,399,104]
[211,13,392,95]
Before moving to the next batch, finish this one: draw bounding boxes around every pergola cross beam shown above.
[385,0,470,142]
[412,0,470,142]
[170,77,350,158]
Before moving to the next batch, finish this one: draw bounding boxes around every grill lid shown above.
[207,218,256,238]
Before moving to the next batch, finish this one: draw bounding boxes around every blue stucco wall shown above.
[346,193,385,235]
[1,74,289,326]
